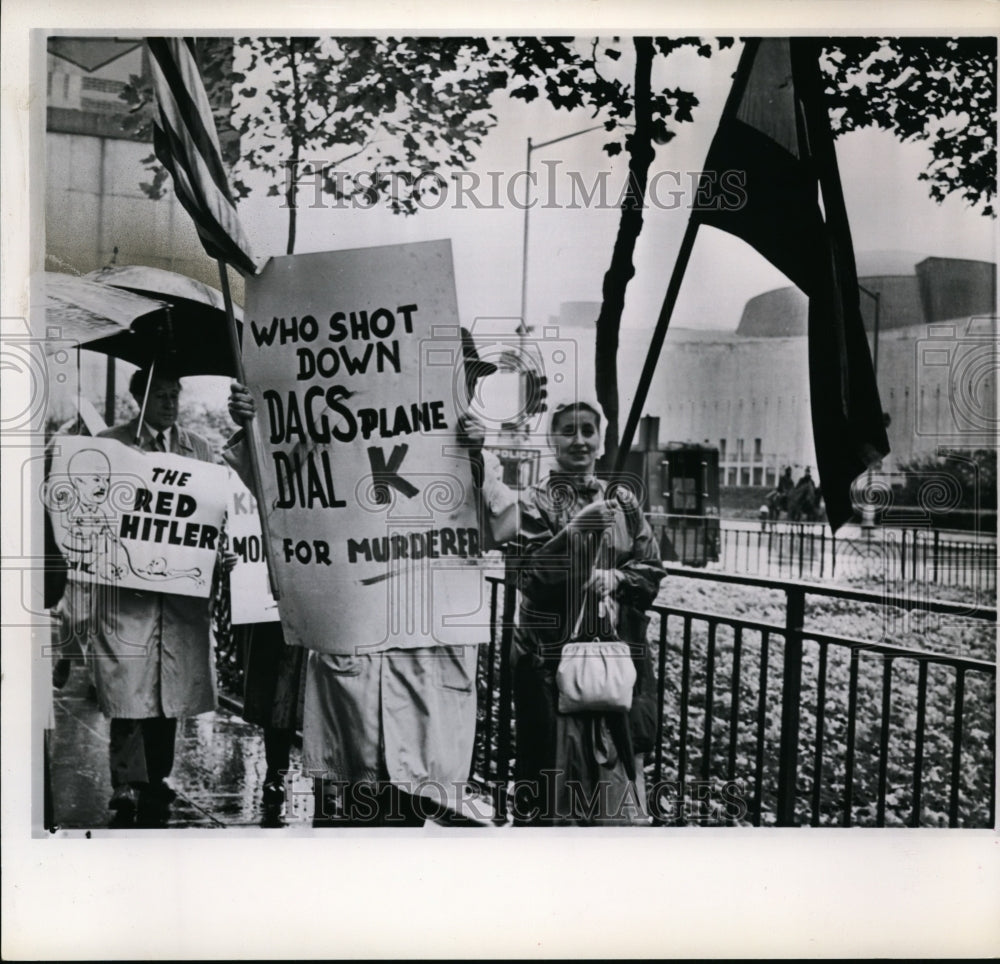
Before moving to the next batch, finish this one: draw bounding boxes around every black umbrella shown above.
[83,264,244,377]
[45,272,169,348]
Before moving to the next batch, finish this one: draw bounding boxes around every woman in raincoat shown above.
[511,399,665,825]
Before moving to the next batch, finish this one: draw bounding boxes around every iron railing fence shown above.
[472,567,995,827]
[214,564,995,827]
[651,517,997,592]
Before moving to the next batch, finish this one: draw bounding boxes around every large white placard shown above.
[44,436,229,599]
[226,471,280,624]
[243,240,488,653]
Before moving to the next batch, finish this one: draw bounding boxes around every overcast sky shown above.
[43,34,1000,427]
[233,38,996,339]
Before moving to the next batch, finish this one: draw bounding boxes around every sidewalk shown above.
[48,665,499,831]
[48,665,315,831]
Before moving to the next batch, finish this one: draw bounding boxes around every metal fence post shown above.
[494,555,517,824]
[776,585,806,826]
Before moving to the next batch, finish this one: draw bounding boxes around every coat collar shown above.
[547,471,603,497]
[130,418,194,453]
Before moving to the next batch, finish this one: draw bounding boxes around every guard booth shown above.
[620,417,721,567]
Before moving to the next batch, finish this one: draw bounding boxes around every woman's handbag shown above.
[555,635,637,714]
[555,531,637,714]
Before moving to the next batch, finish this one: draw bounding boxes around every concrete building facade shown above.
[546,251,996,486]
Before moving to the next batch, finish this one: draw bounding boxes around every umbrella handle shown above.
[135,357,156,444]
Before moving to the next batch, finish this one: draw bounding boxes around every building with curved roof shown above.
[736,251,994,337]
[547,252,996,490]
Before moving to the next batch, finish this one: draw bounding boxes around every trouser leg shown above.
[512,656,559,825]
[109,718,148,788]
[263,726,293,783]
[141,717,178,785]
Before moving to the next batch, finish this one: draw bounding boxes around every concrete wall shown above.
[624,331,815,485]
[547,300,997,487]
[917,257,996,325]
[45,42,246,425]
[46,131,241,296]
[874,318,997,465]
[547,307,817,486]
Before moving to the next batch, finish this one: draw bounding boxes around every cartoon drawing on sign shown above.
[132,556,204,586]
[48,448,124,582]
[46,447,205,589]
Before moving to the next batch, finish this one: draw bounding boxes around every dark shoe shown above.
[431,808,492,828]
[148,780,178,804]
[52,658,72,690]
[260,808,286,829]
[109,784,140,818]
[108,809,136,829]
[135,796,170,829]
[262,779,285,809]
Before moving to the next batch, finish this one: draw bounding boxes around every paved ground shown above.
[47,662,498,833]
[48,663,319,832]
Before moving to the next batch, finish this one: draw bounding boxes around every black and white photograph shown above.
[3,1,998,958]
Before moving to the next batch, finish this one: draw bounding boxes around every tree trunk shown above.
[595,37,656,473]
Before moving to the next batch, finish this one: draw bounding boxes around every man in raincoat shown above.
[92,365,224,825]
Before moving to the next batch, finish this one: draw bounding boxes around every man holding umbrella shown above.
[92,363,229,826]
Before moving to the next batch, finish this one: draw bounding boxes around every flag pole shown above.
[615,39,760,475]
[216,258,281,601]
[614,218,701,473]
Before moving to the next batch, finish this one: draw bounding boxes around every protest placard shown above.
[227,470,280,624]
[242,240,488,654]
[44,436,229,599]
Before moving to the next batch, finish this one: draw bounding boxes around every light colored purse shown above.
[555,530,636,714]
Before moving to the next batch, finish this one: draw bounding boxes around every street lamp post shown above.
[518,124,606,337]
[858,283,881,380]
[858,282,883,527]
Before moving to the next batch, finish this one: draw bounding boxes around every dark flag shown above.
[147,38,257,276]
[695,37,889,531]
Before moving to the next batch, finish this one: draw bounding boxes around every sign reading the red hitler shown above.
[44,436,228,599]
[242,240,487,655]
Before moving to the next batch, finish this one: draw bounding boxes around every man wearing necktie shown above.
[92,365,223,826]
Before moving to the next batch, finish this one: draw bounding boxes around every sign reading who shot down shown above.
[243,239,487,655]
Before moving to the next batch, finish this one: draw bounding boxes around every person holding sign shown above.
[510,398,665,825]
[226,377,515,826]
[232,620,304,822]
[92,366,232,826]
[236,242,522,823]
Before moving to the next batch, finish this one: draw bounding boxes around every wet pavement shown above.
[48,663,319,832]
[48,662,499,833]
